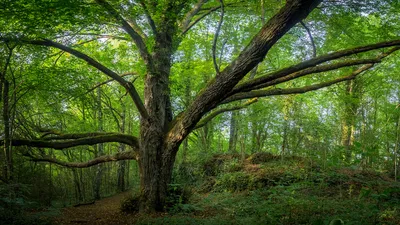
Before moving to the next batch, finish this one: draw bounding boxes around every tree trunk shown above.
[341,79,359,163]
[3,80,12,182]
[117,101,126,192]
[228,111,238,153]
[138,30,175,211]
[93,87,104,200]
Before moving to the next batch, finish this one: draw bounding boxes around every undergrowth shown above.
[136,153,400,225]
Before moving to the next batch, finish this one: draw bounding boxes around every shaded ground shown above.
[52,191,139,225]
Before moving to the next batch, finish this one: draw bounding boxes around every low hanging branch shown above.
[1,133,139,150]
[194,98,257,129]
[26,150,138,168]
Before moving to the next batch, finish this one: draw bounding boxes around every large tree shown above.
[1,0,400,212]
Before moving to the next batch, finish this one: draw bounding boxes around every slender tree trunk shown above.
[341,79,359,163]
[228,111,238,153]
[3,80,12,182]
[117,101,126,192]
[93,87,104,200]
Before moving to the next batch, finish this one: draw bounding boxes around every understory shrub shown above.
[120,194,140,213]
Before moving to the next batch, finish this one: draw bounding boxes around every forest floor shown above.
[52,190,140,225]
[38,153,400,225]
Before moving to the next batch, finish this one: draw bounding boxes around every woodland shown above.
[0,0,400,224]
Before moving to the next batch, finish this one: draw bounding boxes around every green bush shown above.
[166,184,194,213]
[215,172,251,192]
[120,194,140,213]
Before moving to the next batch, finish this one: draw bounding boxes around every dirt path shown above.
[52,191,139,225]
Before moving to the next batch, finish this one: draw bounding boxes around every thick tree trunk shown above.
[138,30,175,212]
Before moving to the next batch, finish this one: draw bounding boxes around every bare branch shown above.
[212,0,224,74]
[300,20,317,57]
[3,133,139,150]
[195,98,257,129]
[27,150,138,168]
[95,0,152,65]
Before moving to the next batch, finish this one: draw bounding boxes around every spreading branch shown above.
[2,133,139,150]
[168,0,323,147]
[27,150,138,168]
[222,47,400,103]
[223,64,374,102]
[246,58,380,91]
[232,39,400,94]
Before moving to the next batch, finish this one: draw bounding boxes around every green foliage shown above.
[0,182,53,225]
[166,184,194,213]
[247,152,278,164]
